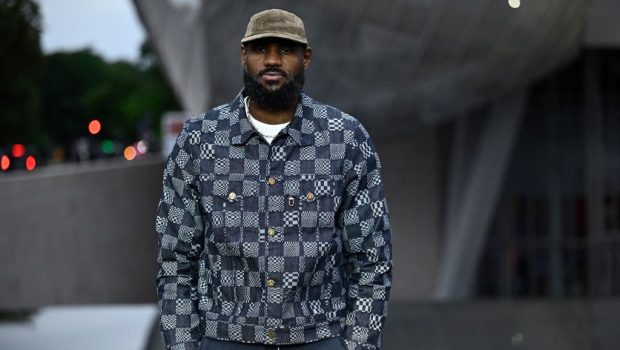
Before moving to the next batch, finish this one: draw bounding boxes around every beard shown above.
[243,65,305,111]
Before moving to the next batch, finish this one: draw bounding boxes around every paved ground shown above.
[1,301,618,350]
[0,305,157,350]
[382,301,620,350]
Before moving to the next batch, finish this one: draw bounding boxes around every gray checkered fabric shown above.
[156,91,392,350]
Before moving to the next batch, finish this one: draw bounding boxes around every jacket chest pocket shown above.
[284,176,335,235]
[203,177,259,243]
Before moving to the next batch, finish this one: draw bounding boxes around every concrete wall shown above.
[0,157,164,309]
[382,300,620,350]
[377,127,441,301]
[0,130,442,308]
[586,0,620,47]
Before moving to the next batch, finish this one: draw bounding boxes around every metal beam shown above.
[132,0,210,114]
[435,92,526,299]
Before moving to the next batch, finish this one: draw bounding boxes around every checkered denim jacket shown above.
[156,91,392,350]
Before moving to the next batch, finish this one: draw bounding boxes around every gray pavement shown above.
[1,301,618,350]
[0,305,158,350]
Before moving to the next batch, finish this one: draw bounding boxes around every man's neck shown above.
[247,98,296,125]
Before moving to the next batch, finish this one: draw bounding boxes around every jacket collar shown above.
[230,90,314,146]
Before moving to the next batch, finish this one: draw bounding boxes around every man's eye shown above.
[254,46,266,53]
[279,47,291,54]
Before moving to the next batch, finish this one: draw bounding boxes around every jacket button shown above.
[266,279,276,287]
[266,329,276,339]
[267,228,276,237]
[267,177,277,185]
[306,192,315,201]
[227,192,237,201]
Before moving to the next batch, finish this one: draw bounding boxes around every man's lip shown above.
[262,72,284,81]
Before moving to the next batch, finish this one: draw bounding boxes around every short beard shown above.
[243,66,304,111]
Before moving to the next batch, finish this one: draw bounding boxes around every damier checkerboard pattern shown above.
[156,91,392,350]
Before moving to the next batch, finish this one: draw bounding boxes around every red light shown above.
[1,155,9,171]
[12,144,26,158]
[26,156,36,171]
[88,120,102,135]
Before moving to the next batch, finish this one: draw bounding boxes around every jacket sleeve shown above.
[155,122,204,350]
[339,123,393,350]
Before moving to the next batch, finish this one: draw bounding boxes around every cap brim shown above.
[241,32,308,45]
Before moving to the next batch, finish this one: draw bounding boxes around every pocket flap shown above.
[208,176,258,201]
[297,177,333,201]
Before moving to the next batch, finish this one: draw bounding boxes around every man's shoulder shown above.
[182,98,241,131]
[304,93,370,140]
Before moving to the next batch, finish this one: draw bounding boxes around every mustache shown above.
[258,67,288,77]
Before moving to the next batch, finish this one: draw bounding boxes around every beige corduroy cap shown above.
[241,9,308,45]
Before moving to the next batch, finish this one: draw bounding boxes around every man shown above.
[156,9,392,350]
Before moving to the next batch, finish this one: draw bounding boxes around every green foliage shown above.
[41,50,108,146]
[1,0,180,159]
[0,0,43,145]
[40,46,180,152]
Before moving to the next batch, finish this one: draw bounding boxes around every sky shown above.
[38,0,146,62]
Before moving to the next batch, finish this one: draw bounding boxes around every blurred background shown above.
[1,0,619,349]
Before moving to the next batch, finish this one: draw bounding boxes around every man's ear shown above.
[303,46,312,70]
[240,45,247,66]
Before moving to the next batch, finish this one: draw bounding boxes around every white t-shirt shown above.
[244,97,290,144]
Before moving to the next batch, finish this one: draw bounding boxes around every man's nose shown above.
[264,47,282,66]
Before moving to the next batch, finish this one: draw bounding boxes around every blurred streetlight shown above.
[88,119,102,135]
[124,146,137,161]
[508,0,521,9]
[26,156,36,171]
[101,139,116,155]
[136,140,149,154]
[1,155,10,171]
[12,144,26,158]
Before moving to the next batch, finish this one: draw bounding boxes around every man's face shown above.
[241,38,312,110]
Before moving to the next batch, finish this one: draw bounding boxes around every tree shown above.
[41,50,108,147]
[41,44,180,156]
[0,0,179,161]
[0,0,43,146]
